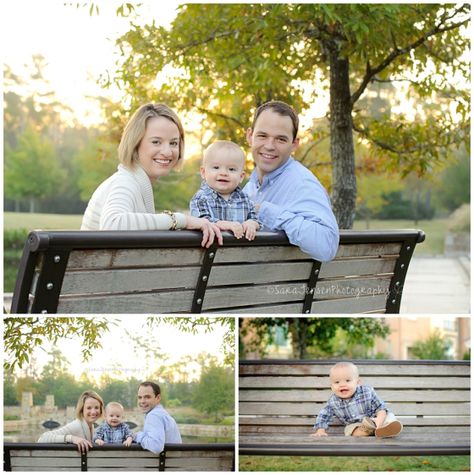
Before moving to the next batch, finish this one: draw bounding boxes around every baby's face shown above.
[105,406,124,427]
[330,366,360,399]
[201,151,245,199]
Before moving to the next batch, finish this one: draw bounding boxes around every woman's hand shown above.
[70,435,93,453]
[185,216,223,248]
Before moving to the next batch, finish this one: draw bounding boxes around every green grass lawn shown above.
[353,218,447,256]
[4,212,83,230]
[4,213,446,255]
[239,455,470,472]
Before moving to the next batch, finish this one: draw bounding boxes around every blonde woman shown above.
[81,103,223,248]
[38,390,104,453]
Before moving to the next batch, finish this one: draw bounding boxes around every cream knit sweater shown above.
[37,418,93,444]
[81,164,187,231]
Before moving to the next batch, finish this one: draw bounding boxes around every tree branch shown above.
[351,7,469,106]
[196,107,246,128]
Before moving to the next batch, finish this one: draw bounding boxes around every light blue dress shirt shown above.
[135,404,182,454]
[243,157,339,262]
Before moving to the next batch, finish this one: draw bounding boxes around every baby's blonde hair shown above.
[105,401,124,413]
[203,140,245,168]
[330,361,359,378]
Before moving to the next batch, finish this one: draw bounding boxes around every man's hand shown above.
[242,219,259,240]
[216,220,244,239]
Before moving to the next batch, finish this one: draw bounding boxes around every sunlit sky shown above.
[1,0,330,131]
[2,1,180,126]
[12,317,230,382]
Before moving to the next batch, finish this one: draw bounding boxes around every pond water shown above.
[4,428,232,444]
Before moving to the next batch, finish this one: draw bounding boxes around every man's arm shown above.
[258,177,339,262]
[135,412,165,454]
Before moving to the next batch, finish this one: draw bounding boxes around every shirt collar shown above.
[250,156,295,187]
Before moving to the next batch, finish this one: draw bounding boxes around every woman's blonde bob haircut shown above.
[75,390,104,420]
[118,103,185,168]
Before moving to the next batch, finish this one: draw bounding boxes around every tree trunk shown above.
[289,319,308,359]
[326,39,357,229]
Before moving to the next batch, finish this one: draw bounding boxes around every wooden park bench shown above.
[10,229,424,314]
[239,359,470,456]
[3,442,234,471]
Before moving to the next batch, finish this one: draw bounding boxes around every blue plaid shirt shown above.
[190,181,258,224]
[314,385,386,429]
[94,421,134,444]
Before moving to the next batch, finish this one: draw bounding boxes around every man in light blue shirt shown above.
[243,100,339,262]
[134,381,182,454]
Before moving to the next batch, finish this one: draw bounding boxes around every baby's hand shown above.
[216,220,244,239]
[242,220,259,241]
[310,429,328,437]
[94,439,105,446]
[123,436,133,447]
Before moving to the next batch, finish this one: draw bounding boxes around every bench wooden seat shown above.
[3,443,235,471]
[10,229,424,314]
[239,360,470,456]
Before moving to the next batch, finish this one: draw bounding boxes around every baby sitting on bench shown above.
[311,361,402,438]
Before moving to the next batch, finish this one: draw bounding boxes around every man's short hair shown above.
[139,381,161,396]
[251,100,299,141]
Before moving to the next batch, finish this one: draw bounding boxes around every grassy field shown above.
[4,212,83,230]
[4,213,446,255]
[239,455,470,472]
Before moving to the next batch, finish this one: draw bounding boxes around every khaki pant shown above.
[344,411,399,436]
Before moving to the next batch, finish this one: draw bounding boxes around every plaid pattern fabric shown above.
[94,422,133,444]
[314,385,386,429]
[190,182,258,224]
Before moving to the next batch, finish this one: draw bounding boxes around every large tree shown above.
[111,4,469,228]
[240,317,390,359]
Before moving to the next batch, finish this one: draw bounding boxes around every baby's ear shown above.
[239,171,246,182]
[200,166,206,180]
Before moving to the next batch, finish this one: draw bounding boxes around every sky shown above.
[12,317,231,382]
[1,1,331,130]
[2,1,180,126]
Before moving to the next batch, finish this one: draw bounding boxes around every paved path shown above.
[401,256,470,314]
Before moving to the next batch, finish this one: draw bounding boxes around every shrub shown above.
[448,204,470,232]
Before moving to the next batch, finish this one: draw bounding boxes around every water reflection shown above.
[4,428,232,444]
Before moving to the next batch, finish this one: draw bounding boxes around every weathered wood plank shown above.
[239,415,471,427]
[239,364,470,377]
[213,246,309,263]
[61,267,200,294]
[239,433,469,447]
[319,257,396,278]
[239,425,470,436]
[239,389,470,403]
[314,276,392,300]
[57,290,195,313]
[239,401,470,416]
[334,242,401,258]
[67,248,204,269]
[309,294,387,313]
[238,376,470,389]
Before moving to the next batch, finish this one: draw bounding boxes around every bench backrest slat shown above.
[239,360,470,431]
[11,230,424,314]
[5,444,234,472]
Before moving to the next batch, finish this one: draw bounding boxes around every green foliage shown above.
[375,190,435,220]
[193,365,234,421]
[161,317,235,366]
[110,3,470,226]
[240,318,390,359]
[410,329,452,360]
[433,150,470,212]
[3,317,112,371]
[448,204,470,233]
